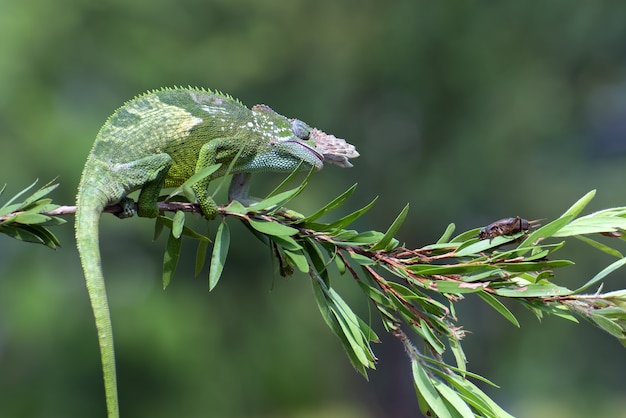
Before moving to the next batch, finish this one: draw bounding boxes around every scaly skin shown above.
[75,87,358,417]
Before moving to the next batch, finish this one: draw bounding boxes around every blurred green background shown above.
[2,1,626,417]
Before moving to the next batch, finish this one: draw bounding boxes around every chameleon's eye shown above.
[291,119,311,140]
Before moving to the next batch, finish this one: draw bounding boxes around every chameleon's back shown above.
[88,88,250,163]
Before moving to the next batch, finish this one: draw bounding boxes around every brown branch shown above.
[43,201,205,217]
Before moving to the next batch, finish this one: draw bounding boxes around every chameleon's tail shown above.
[75,188,119,418]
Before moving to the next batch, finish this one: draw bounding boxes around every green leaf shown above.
[156,215,211,242]
[29,224,62,249]
[246,187,302,212]
[300,184,358,223]
[575,256,626,293]
[408,263,497,275]
[493,259,573,272]
[560,189,596,218]
[433,379,476,418]
[493,282,572,298]
[223,200,248,214]
[21,180,60,208]
[349,252,375,266]
[325,196,379,230]
[153,216,166,240]
[311,277,369,377]
[302,238,330,285]
[518,216,573,248]
[412,359,452,418]
[270,235,303,252]
[209,220,230,291]
[248,219,299,236]
[163,233,183,289]
[0,224,44,244]
[554,216,626,237]
[575,235,623,258]
[167,164,222,200]
[370,203,409,251]
[265,162,313,199]
[437,223,456,244]
[328,286,376,367]
[589,312,623,338]
[195,238,209,276]
[455,235,519,257]
[0,179,38,211]
[172,210,185,239]
[429,280,488,294]
[449,334,467,373]
[450,227,483,244]
[446,375,515,418]
[477,291,520,327]
[13,213,51,224]
[284,249,309,273]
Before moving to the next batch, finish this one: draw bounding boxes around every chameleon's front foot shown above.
[114,197,138,219]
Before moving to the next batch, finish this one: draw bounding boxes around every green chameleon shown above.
[75,87,358,417]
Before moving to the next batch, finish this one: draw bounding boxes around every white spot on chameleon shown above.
[201,105,229,115]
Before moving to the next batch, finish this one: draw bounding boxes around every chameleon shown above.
[75,87,359,417]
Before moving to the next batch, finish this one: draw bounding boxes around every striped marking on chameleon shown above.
[200,105,230,115]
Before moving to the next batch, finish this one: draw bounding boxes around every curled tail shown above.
[75,189,119,418]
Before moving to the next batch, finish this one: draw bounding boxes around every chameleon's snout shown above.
[285,139,325,170]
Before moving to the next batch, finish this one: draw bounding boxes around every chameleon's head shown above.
[250,104,324,171]
[265,119,324,171]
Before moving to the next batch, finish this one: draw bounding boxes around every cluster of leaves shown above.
[5,177,626,417]
[153,173,626,417]
[0,179,65,249]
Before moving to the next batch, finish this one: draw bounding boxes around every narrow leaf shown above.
[195,239,209,276]
[517,216,572,248]
[325,196,379,230]
[437,223,456,244]
[209,220,230,291]
[284,250,310,273]
[167,164,222,199]
[412,359,452,418]
[154,216,166,240]
[21,181,60,208]
[370,203,409,251]
[0,179,38,210]
[13,213,51,224]
[163,234,183,289]
[575,256,626,293]
[560,189,596,218]
[300,184,358,223]
[265,162,310,198]
[477,291,520,327]
[575,235,623,258]
[0,224,44,244]
[433,379,476,418]
[248,219,299,236]
[246,187,302,212]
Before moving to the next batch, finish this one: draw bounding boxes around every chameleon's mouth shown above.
[291,139,324,159]
[284,139,325,167]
